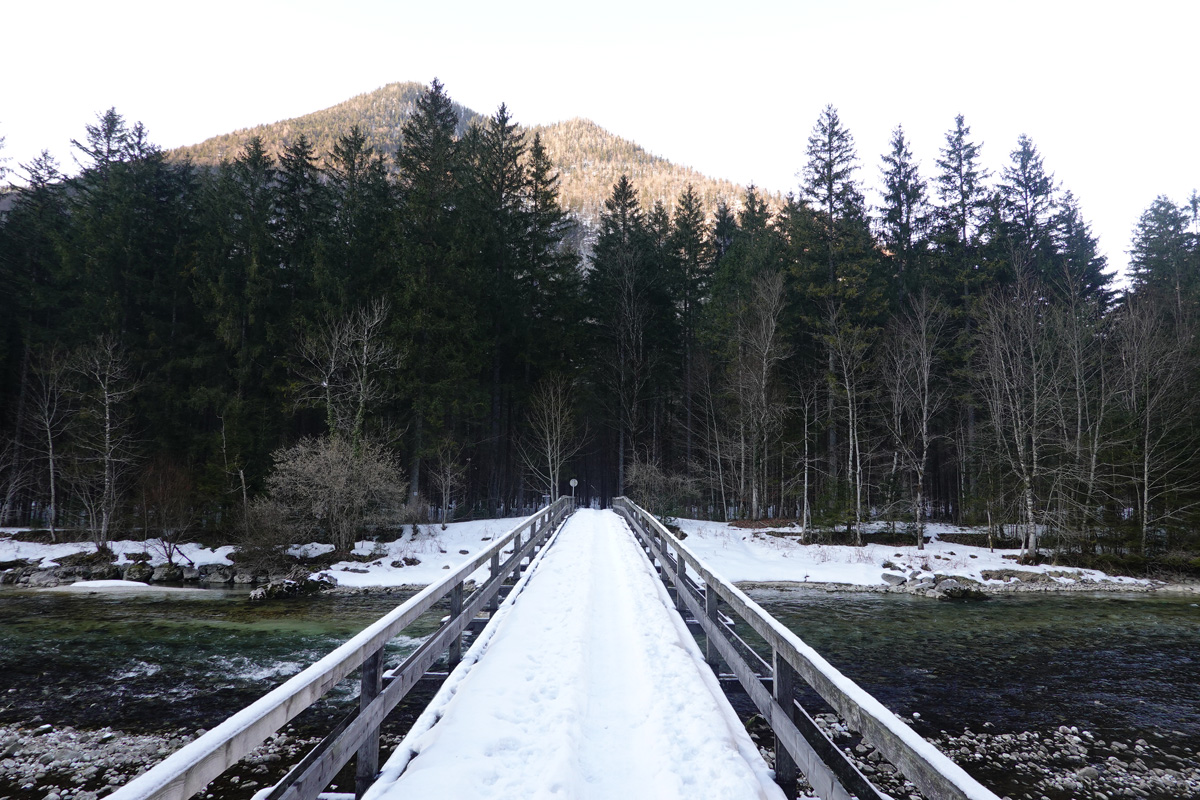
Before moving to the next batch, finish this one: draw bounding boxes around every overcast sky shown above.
[4,0,1196,281]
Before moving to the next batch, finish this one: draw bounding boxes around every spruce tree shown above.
[1129,195,1194,317]
[879,124,930,295]
[802,105,864,283]
[934,114,989,249]
[999,134,1058,279]
[393,79,475,500]
[1051,191,1112,307]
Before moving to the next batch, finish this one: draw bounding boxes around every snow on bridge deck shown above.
[363,508,786,800]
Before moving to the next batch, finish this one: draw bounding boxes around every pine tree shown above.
[323,125,394,311]
[934,114,989,248]
[879,124,930,295]
[999,134,1058,278]
[1129,195,1195,318]
[1051,191,1112,307]
[587,175,654,495]
[669,185,711,469]
[393,79,475,500]
[275,134,328,317]
[802,105,865,283]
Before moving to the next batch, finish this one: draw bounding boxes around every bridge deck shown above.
[362,508,786,800]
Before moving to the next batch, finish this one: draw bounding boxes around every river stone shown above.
[881,573,907,586]
[232,570,257,584]
[181,567,201,581]
[27,570,62,587]
[151,564,183,583]
[88,564,121,580]
[123,563,153,582]
[200,566,232,583]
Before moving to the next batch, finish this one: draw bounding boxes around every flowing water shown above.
[747,589,1200,748]
[1,586,1197,797]
[0,587,432,735]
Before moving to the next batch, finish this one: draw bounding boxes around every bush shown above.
[258,436,407,555]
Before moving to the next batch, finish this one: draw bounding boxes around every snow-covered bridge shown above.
[106,500,999,800]
[362,508,782,799]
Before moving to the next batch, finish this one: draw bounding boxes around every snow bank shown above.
[675,518,1149,588]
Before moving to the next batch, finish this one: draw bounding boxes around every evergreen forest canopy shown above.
[1,80,1199,573]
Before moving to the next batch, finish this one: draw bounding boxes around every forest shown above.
[1,80,1197,571]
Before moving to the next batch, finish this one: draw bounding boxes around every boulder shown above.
[26,570,62,587]
[151,564,183,583]
[123,563,153,582]
[199,566,232,584]
[248,573,338,603]
[881,573,907,586]
[88,564,121,580]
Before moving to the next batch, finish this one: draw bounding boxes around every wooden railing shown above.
[106,497,575,800]
[613,497,1000,800]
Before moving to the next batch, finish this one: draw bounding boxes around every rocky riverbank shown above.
[0,560,294,589]
[740,571,1200,600]
[744,712,1200,800]
[0,721,414,800]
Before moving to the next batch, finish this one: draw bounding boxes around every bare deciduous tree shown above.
[882,291,948,548]
[139,456,198,565]
[29,348,71,541]
[296,299,403,448]
[824,303,875,545]
[520,375,585,503]
[975,277,1063,553]
[1116,296,1199,554]
[728,272,790,519]
[65,335,139,552]
[429,437,468,529]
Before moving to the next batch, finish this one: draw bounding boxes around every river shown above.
[1,586,1197,798]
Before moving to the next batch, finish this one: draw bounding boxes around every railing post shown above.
[773,650,799,799]
[511,530,523,581]
[674,544,686,613]
[487,552,501,614]
[704,584,720,669]
[448,581,464,669]
[354,649,384,798]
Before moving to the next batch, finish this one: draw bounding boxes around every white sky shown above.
[3,0,1197,280]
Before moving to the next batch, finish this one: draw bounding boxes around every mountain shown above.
[168,82,762,225]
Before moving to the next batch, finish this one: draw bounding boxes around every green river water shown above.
[1,586,1197,796]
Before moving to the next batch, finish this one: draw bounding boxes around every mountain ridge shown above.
[167,81,766,221]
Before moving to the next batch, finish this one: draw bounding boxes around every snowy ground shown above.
[675,519,1152,589]
[364,509,784,800]
[0,516,1158,591]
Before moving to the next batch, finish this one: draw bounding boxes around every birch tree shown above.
[429,438,468,529]
[29,349,71,541]
[882,291,948,548]
[1116,296,1198,555]
[66,335,139,551]
[823,304,875,545]
[975,277,1063,553]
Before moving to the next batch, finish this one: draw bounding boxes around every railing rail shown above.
[106,497,575,800]
[613,497,999,800]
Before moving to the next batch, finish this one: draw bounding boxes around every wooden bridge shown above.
[105,499,1000,800]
